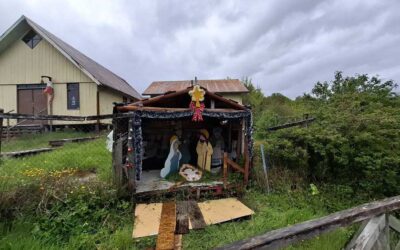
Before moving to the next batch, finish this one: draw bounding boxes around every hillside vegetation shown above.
[0,72,398,249]
[245,71,400,198]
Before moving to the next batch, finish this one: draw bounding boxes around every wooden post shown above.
[244,133,249,186]
[127,117,135,192]
[6,117,10,142]
[0,108,3,155]
[96,90,100,133]
[112,118,123,189]
[223,152,228,187]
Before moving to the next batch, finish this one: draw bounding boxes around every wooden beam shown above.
[243,132,250,186]
[389,215,400,233]
[347,214,386,250]
[226,157,245,174]
[48,136,99,147]
[156,202,177,250]
[1,147,54,158]
[133,88,191,106]
[175,201,189,234]
[216,196,400,250]
[0,108,3,154]
[116,105,245,113]
[267,118,316,131]
[188,200,206,229]
[223,152,228,187]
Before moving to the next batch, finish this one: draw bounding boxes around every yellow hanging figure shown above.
[196,129,213,172]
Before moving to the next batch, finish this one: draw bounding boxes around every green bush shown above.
[250,72,400,197]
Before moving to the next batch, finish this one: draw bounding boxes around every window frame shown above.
[22,30,42,49]
[67,83,80,110]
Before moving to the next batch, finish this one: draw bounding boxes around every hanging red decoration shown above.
[189,85,206,122]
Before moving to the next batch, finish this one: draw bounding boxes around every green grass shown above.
[0,132,111,192]
[1,190,355,250]
[0,132,357,249]
[2,130,97,152]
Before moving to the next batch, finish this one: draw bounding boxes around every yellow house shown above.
[0,16,141,126]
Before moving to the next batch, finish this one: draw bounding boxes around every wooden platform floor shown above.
[136,170,223,194]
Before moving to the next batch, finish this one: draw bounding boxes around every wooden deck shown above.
[1,147,54,158]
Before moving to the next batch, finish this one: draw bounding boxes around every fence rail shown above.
[217,195,400,250]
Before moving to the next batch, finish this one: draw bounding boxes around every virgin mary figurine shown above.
[160,135,182,178]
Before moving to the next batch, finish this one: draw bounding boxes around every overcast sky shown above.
[1,0,399,98]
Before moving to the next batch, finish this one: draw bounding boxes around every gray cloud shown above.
[0,0,399,98]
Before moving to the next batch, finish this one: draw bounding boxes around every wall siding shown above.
[0,37,91,84]
[0,34,103,125]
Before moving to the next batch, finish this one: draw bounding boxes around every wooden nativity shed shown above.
[111,84,253,196]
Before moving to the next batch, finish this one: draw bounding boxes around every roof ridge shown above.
[21,16,141,99]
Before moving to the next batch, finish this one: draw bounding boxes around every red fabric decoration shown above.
[190,101,205,122]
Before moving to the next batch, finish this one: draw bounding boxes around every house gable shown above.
[0,31,92,84]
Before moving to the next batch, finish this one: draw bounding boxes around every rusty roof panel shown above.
[143,79,248,95]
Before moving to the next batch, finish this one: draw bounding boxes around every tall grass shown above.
[0,135,111,192]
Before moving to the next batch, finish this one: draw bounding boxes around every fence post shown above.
[0,108,3,155]
[223,152,228,187]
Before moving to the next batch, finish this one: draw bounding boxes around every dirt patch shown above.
[73,168,97,183]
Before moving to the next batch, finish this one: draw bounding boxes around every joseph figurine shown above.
[196,129,213,171]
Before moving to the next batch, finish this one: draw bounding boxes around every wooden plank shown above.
[345,220,368,250]
[112,137,123,188]
[175,201,189,234]
[267,118,316,131]
[117,105,246,113]
[0,113,115,121]
[223,152,228,187]
[156,202,176,250]
[132,203,163,238]
[217,196,400,250]
[133,198,254,238]
[347,214,386,250]
[127,118,135,192]
[389,215,400,232]
[188,200,206,229]
[197,198,254,225]
[243,131,249,186]
[395,239,400,250]
[48,136,99,147]
[174,234,183,250]
[1,147,54,158]
[226,158,245,174]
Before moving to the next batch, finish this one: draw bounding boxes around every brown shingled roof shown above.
[143,79,248,95]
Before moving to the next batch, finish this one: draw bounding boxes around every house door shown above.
[17,84,48,125]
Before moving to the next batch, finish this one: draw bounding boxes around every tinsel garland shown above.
[125,109,253,181]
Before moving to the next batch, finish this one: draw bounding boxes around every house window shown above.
[22,30,42,49]
[67,83,80,109]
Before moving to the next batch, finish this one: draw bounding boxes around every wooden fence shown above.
[217,195,400,250]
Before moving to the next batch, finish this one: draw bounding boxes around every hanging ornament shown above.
[189,85,205,122]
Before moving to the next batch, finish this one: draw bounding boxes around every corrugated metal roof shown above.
[0,16,141,100]
[143,79,248,95]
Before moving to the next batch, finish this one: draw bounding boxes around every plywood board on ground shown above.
[197,198,254,225]
[132,198,254,238]
[133,203,163,238]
